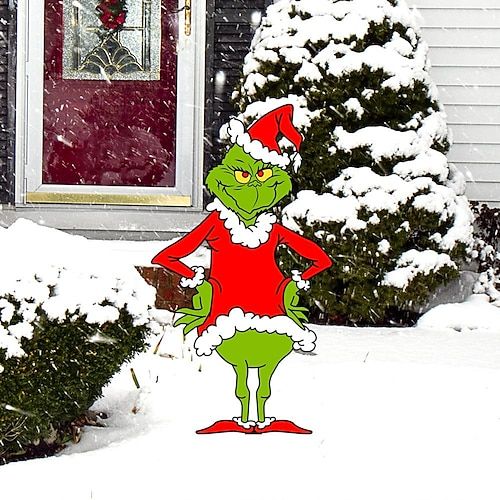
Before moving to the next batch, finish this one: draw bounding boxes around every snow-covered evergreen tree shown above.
[232,0,474,324]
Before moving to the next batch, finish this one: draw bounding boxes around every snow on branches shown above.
[237,0,434,98]
[0,220,157,361]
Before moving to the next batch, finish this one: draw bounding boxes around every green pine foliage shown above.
[0,221,157,462]
[233,0,473,324]
[0,304,149,462]
[290,207,460,324]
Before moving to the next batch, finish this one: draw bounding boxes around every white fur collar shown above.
[206,198,277,248]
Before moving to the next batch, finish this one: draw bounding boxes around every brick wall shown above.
[137,267,196,311]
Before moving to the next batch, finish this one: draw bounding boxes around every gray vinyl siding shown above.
[407,0,500,207]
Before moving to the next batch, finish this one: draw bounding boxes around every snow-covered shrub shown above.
[0,220,157,460]
[232,0,474,324]
[470,203,500,305]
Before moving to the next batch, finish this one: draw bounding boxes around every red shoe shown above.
[255,420,312,434]
[196,420,255,434]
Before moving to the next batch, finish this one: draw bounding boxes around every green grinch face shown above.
[206,145,292,224]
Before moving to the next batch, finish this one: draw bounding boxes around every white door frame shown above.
[15,0,205,209]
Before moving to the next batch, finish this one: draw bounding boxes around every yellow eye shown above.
[256,168,273,182]
[235,170,251,184]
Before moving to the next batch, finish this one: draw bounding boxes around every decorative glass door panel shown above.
[62,0,162,81]
[43,0,176,189]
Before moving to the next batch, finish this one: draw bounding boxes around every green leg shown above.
[217,330,294,423]
[233,362,250,422]
[257,362,279,423]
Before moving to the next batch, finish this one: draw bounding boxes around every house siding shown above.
[407,0,500,207]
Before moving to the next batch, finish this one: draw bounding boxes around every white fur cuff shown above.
[256,417,276,429]
[233,417,256,429]
[292,270,310,291]
[179,267,205,289]
[232,417,276,430]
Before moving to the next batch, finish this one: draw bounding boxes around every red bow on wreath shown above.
[97,0,127,31]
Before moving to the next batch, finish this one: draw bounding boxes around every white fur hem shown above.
[193,307,317,356]
[292,270,310,291]
[220,119,291,168]
[179,266,205,288]
[207,198,276,248]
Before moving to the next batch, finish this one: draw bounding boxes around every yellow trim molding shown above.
[26,192,192,206]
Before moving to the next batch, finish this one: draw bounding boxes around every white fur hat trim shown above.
[220,119,291,169]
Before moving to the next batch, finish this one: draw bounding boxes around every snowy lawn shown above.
[2,322,500,500]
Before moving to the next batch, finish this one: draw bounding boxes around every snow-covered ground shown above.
[1,219,499,498]
[2,319,500,500]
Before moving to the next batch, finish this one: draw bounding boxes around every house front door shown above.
[17,0,204,207]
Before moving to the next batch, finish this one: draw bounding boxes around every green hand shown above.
[174,280,213,335]
[283,280,309,328]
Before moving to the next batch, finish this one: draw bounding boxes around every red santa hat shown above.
[220,104,303,171]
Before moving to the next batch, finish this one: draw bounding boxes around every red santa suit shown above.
[152,198,332,356]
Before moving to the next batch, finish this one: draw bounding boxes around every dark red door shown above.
[43,0,177,188]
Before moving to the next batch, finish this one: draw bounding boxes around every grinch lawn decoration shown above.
[152,105,331,434]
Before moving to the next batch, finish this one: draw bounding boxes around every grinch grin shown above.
[223,182,279,220]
